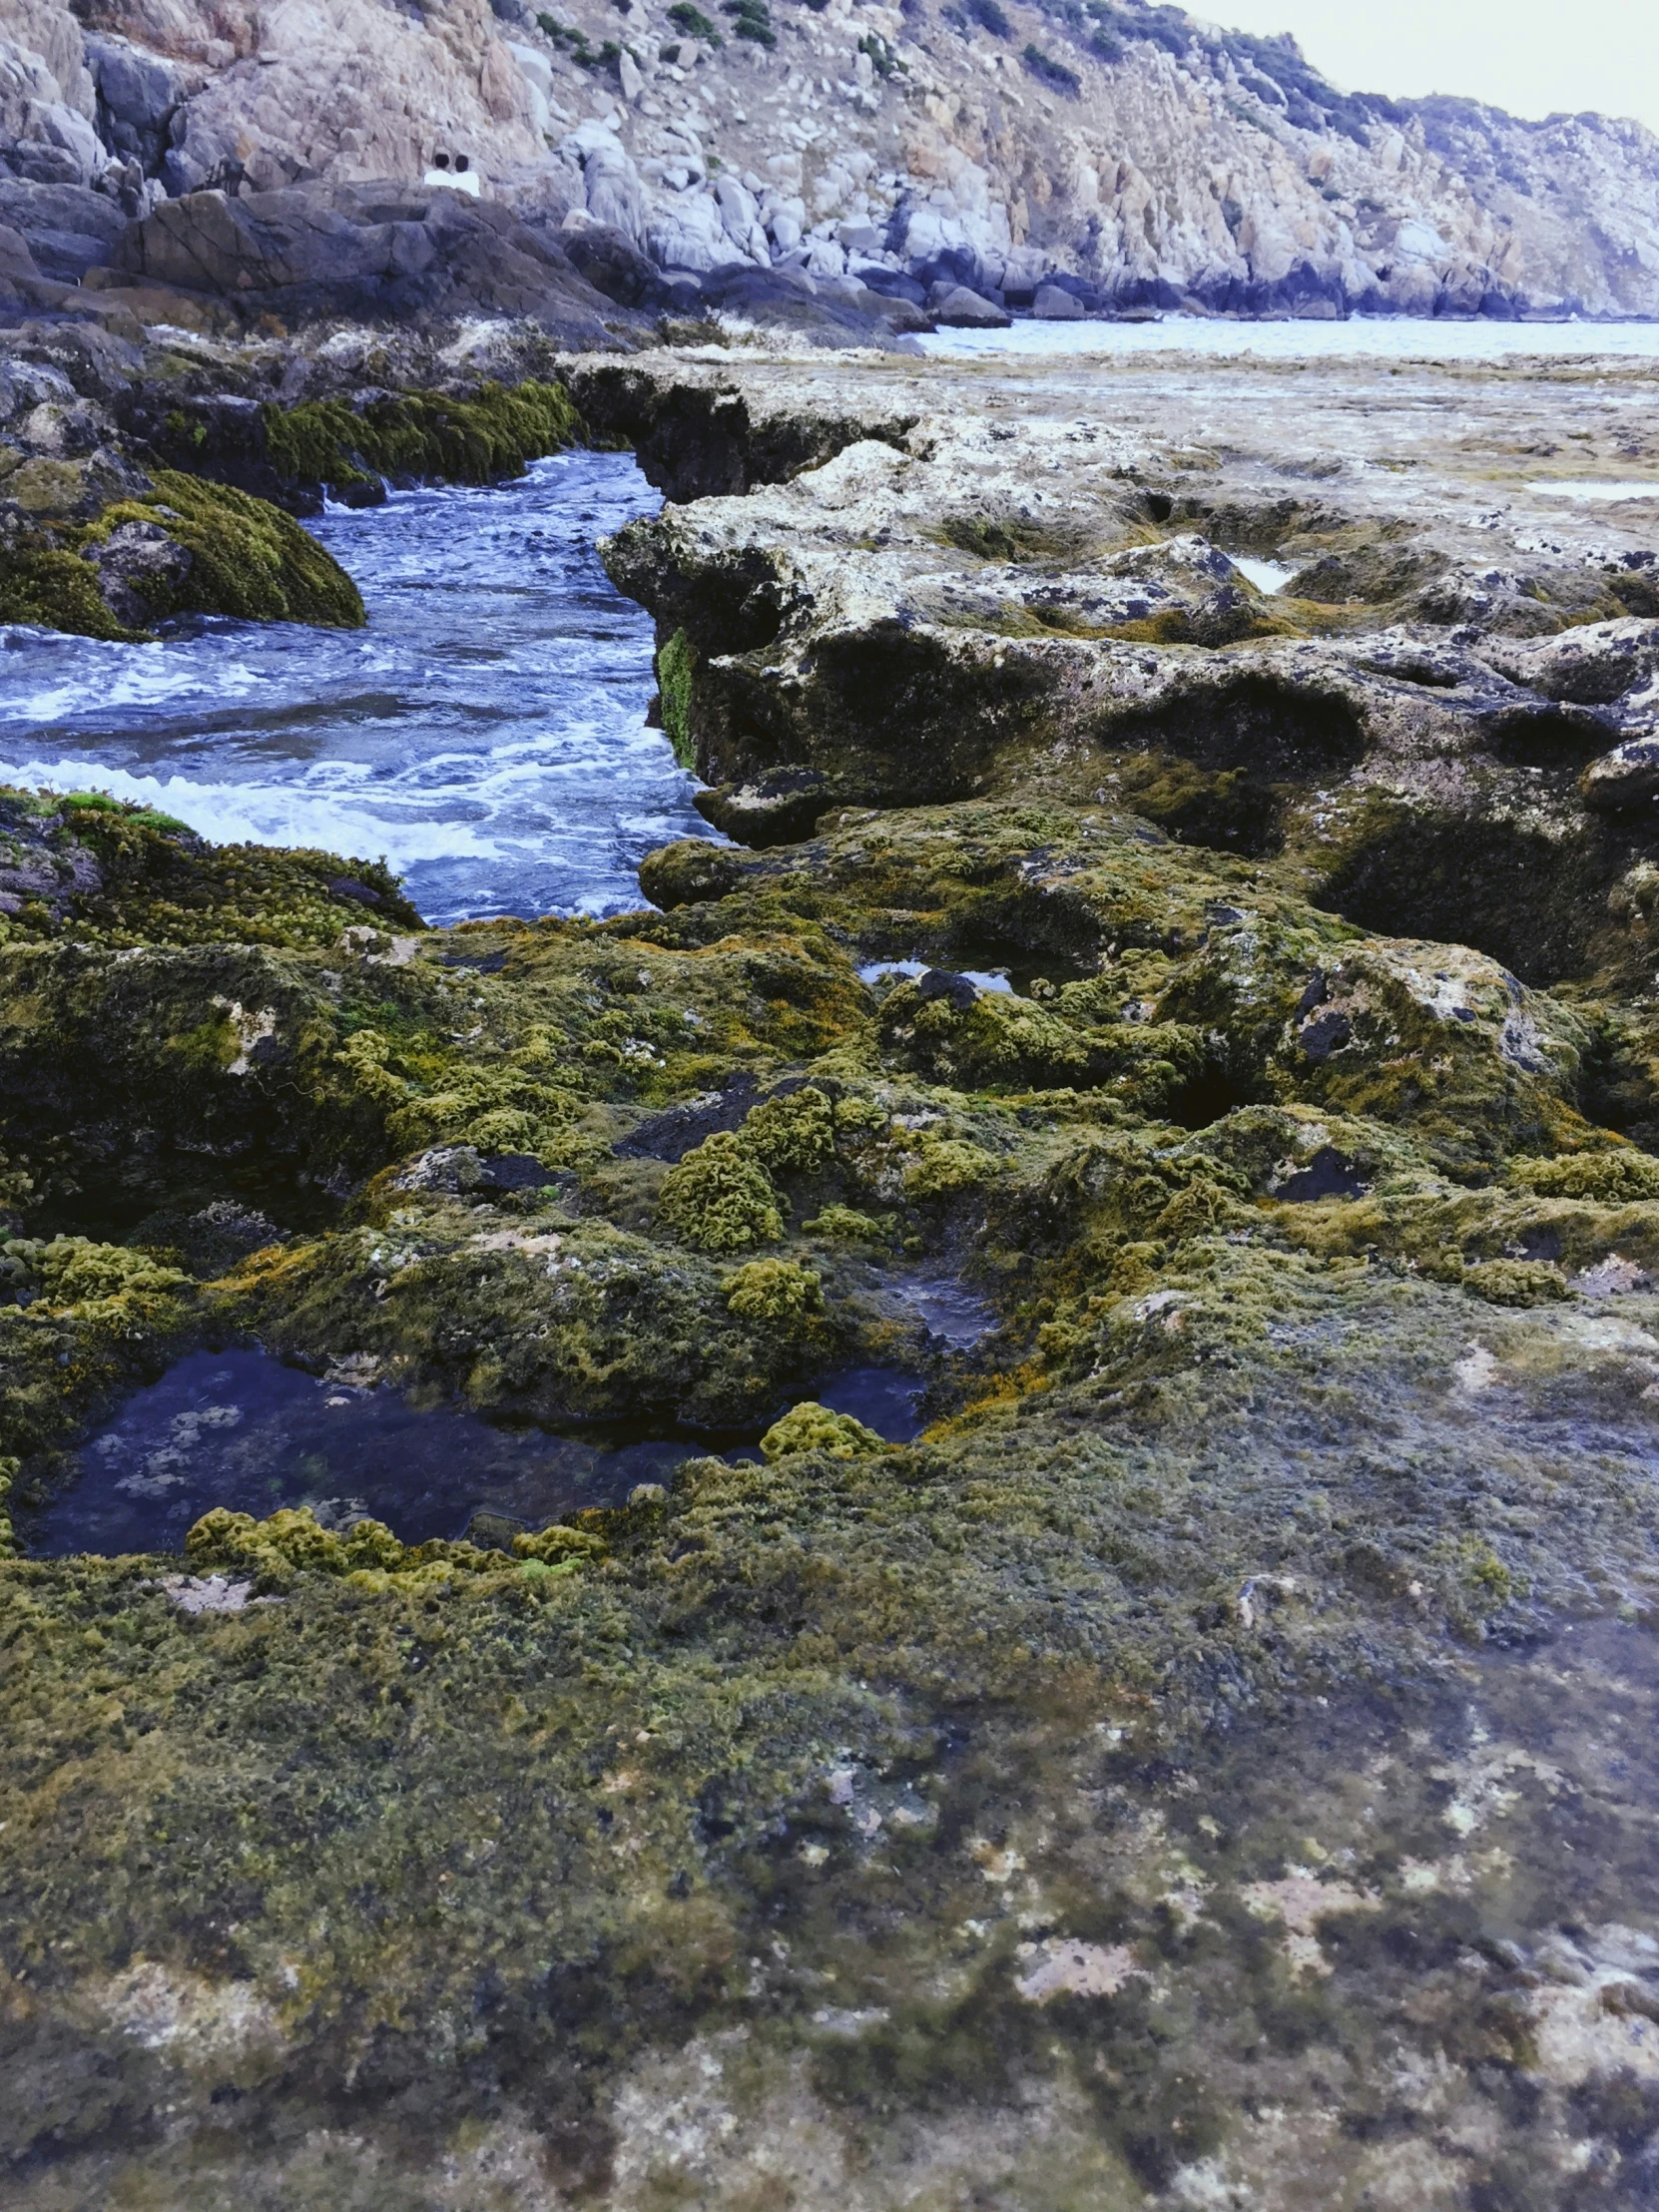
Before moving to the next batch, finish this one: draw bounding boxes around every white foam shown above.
[0,642,272,724]
[857,958,1013,993]
[2,759,504,862]
[0,449,706,922]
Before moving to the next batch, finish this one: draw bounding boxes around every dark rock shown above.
[1299,1008,1355,1061]
[614,1074,761,1161]
[0,317,146,404]
[916,968,982,1011]
[441,947,510,973]
[697,263,921,350]
[853,267,926,306]
[928,282,1011,328]
[324,875,385,909]
[1032,282,1085,320]
[130,1198,287,1277]
[695,767,835,846]
[556,220,672,309]
[0,225,69,314]
[476,1153,563,1193]
[85,518,194,628]
[1582,739,1659,812]
[109,183,642,343]
[84,35,187,178]
[0,182,128,283]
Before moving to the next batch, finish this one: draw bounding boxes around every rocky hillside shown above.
[5,0,1659,324]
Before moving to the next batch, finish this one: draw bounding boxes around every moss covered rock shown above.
[261,379,583,503]
[657,1129,785,1252]
[5,787,1659,2199]
[80,470,365,630]
[759,1397,888,1459]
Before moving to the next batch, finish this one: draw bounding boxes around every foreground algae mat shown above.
[6,775,1659,2207]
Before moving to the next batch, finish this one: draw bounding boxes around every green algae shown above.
[739,1082,837,1175]
[0,542,144,641]
[261,380,583,501]
[0,473,363,642]
[760,1397,887,1458]
[657,624,698,771]
[6,787,1659,2194]
[657,1128,784,1251]
[723,1255,825,1327]
[80,470,365,630]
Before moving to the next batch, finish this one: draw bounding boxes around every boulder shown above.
[1581,740,1659,813]
[694,767,838,846]
[83,34,188,176]
[85,517,194,630]
[1032,281,1085,319]
[557,218,669,308]
[0,179,127,281]
[10,99,104,188]
[930,283,1011,329]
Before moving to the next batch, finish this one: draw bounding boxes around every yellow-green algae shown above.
[80,469,365,629]
[260,379,584,500]
[4,785,1659,2198]
[1,473,364,641]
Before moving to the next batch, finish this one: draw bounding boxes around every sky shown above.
[1203,0,1659,134]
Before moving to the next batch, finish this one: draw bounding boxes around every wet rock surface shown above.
[604,341,1659,994]
[5,339,1659,2203]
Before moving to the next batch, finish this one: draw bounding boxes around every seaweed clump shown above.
[261,380,584,505]
[759,1397,886,1458]
[657,1128,785,1251]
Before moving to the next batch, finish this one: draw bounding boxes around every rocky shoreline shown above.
[5,333,1659,2201]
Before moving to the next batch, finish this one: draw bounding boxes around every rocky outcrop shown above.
[0,340,365,635]
[9,0,1659,335]
[102,180,638,338]
[7,769,1659,2200]
[596,343,1659,992]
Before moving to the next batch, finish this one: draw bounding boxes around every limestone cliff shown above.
[5,0,1659,318]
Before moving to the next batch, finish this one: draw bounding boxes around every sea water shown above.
[922,314,1659,363]
[0,448,706,925]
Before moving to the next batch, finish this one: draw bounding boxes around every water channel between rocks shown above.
[0,448,709,924]
[0,450,999,1556]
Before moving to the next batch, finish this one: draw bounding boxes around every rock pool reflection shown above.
[21,1345,934,1556]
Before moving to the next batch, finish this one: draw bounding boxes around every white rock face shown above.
[8,0,1659,312]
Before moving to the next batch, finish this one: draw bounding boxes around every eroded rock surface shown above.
[605,341,1659,991]
[4,726,1659,2198]
[6,334,1659,2200]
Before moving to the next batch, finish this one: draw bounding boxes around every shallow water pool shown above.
[20,1346,934,1557]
